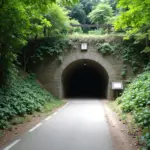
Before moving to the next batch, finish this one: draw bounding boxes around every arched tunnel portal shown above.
[62,59,109,99]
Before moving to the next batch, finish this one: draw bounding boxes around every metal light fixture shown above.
[83,59,87,66]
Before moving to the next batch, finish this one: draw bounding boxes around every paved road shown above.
[3,100,114,150]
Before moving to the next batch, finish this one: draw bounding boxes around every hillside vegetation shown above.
[0,0,150,147]
[116,71,150,149]
[0,69,63,130]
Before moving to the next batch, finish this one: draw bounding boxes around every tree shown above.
[0,0,78,85]
[69,19,83,33]
[45,4,70,35]
[69,0,101,24]
[69,3,86,24]
[57,0,79,6]
[80,0,93,15]
[107,0,118,15]
[68,0,102,32]
[114,0,150,52]
[88,3,113,25]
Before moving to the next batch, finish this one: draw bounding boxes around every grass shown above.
[0,100,65,138]
[67,33,125,44]
[10,100,65,126]
[68,32,125,39]
[108,101,140,136]
[11,117,27,125]
[41,99,65,113]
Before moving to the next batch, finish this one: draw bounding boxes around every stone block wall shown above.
[34,42,134,100]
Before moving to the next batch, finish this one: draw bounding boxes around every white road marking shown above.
[65,103,68,107]
[45,116,52,121]
[3,139,21,150]
[58,109,62,112]
[29,123,42,132]
[53,112,57,115]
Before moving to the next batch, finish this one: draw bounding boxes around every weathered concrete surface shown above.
[34,43,134,100]
[5,100,114,150]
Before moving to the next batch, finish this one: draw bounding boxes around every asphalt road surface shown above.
[3,99,114,150]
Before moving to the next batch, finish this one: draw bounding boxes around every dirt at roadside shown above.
[103,100,140,150]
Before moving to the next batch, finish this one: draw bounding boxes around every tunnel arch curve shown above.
[53,51,118,99]
[62,59,109,98]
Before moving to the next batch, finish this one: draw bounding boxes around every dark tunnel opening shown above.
[62,59,109,99]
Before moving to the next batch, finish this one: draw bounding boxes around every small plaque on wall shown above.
[81,43,87,51]
[112,82,123,90]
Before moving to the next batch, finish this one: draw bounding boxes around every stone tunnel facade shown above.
[34,43,133,100]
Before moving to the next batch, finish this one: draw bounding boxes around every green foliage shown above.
[21,34,149,77]
[95,37,149,76]
[20,36,70,70]
[117,72,150,112]
[0,0,77,86]
[140,128,150,150]
[68,33,124,43]
[69,3,87,24]
[0,0,52,58]
[67,35,149,77]
[45,4,71,35]
[97,42,113,55]
[134,108,150,127]
[41,100,65,113]
[88,28,105,35]
[69,19,83,33]
[88,3,113,25]
[11,117,26,125]
[121,65,127,78]
[57,0,79,6]
[68,34,148,77]
[116,71,150,149]
[68,0,103,32]
[0,71,61,129]
[33,37,70,62]
[68,0,99,24]
[114,0,150,52]
[144,62,150,72]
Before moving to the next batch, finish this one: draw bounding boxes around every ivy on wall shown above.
[20,34,149,77]
[19,36,71,71]
[96,37,149,77]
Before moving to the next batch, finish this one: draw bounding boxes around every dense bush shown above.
[97,42,113,55]
[116,71,150,149]
[20,36,70,71]
[88,29,105,35]
[0,73,60,129]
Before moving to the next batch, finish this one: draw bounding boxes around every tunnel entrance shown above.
[62,59,109,99]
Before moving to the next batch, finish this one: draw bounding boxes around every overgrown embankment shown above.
[0,69,64,130]
[111,71,150,149]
